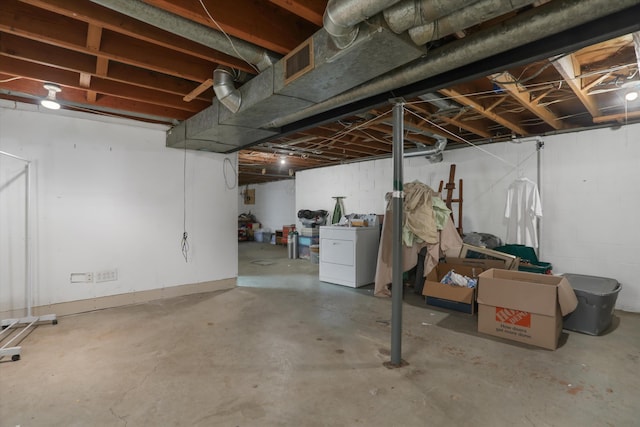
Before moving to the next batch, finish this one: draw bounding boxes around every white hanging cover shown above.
[504,177,542,248]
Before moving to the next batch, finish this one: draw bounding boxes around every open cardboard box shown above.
[477,269,578,350]
[422,261,496,314]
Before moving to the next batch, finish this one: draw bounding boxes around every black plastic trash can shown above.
[562,273,621,335]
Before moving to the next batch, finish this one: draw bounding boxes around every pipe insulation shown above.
[88,0,278,71]
[323,0,404,48]
[267,0,640,129]
[408,0,536,45]
[383,0,475,34]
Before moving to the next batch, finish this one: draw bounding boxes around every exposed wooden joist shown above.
[141,0,319,54]
[0,77,193,120]
[268,0,325,26]
[490,72,569,130]
[440,88,528,136]
[0,8,216,82]
[406,104,492,139]
[552,54,600,118]
[0,56,208,112]
[592,110,640,124]
[84,23,102,102]
[18,0,254,73]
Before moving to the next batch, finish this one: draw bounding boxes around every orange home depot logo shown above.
[495,307,531,328]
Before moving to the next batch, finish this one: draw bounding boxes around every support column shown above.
[390,100,404,366]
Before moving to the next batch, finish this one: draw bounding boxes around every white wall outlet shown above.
[95,269,118,283]
[70,272,93,283]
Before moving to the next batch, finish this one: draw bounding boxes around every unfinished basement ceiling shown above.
[1,0,640,185]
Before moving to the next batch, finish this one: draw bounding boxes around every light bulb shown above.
[625,91,638,102]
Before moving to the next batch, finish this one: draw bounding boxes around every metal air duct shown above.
[214,67,242,113]
[267,0,640,130]
[408,0,535,45]
[88,0,278,71]
[419,92,460,111]
[323,0,404,48]
[404,135,447,159]
[383,0,473,34]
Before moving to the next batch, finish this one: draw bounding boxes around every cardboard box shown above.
[445,257,507,272]
[422,263,487,314]
[477,269,578,350]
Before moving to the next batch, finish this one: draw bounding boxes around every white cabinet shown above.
[319,226,380,288]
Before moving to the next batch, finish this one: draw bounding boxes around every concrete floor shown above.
[1,242,639,426]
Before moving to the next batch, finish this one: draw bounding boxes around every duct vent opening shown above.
[284,38,314,85]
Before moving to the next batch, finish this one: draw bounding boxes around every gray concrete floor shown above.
[1,241,639,426]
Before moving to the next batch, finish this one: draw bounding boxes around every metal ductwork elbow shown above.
[214,66,242,113]
[404,134,447,161]
[323,0,404,49]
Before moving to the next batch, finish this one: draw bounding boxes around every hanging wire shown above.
[181,143,190,262]
[223,157,237,189]
[198,0,260,74]
[404,107,518,169]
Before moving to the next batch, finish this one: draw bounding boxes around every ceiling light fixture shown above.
[40,83,62,110]
[625,90,639,102]
[280,157,286,165]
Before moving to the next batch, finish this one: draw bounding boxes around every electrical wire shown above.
[223,157,237,189]
[0,76,21,83]
[404,107,518,169]
[198,0,260,74]
[181,143,190,262]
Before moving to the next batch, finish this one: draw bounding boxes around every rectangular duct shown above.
[274,15,425,104]
[167,16,425,152]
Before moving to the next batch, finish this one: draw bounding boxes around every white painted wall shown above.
[296,122,640,312]
[238,179,296,232]
[0,105,237,312]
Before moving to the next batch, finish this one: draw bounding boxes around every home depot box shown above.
[422,263,487,314]
[477,269,578,350]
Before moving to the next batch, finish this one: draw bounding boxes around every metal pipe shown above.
[0,150,30,163]
[214,67,242,113]
[390,101,404,366]
[323,0,403,49]
[409,0,535,45]
[383,0,473,34]
[267,0,640,129]
[25,163,32,317]
[88,0,278,71]
[418,93,460,111]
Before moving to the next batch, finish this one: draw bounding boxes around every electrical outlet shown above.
[70,272,93,283]
[95,269,118,283]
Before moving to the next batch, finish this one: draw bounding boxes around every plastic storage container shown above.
[562,273,621,335]
[494,244,552,274]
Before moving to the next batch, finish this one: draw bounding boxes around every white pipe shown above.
[25,162,32,317]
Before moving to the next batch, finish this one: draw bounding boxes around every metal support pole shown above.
[25,163,32,317]
[390,101,404,366]
[536,140,544,260]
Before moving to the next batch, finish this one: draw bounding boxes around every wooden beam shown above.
[83,23,102,102]
[552,54,600,118]
[407,103,492,139]
[0,77,194,120]
[183,79,213,102]
[490,72,569,130]
[593,110,640,124]
[141,0,318,54]
[268,0,325,26]
[18,0,254,73]
[0,7,216,82]
[0,56,209,111]
[440,88,528,136]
